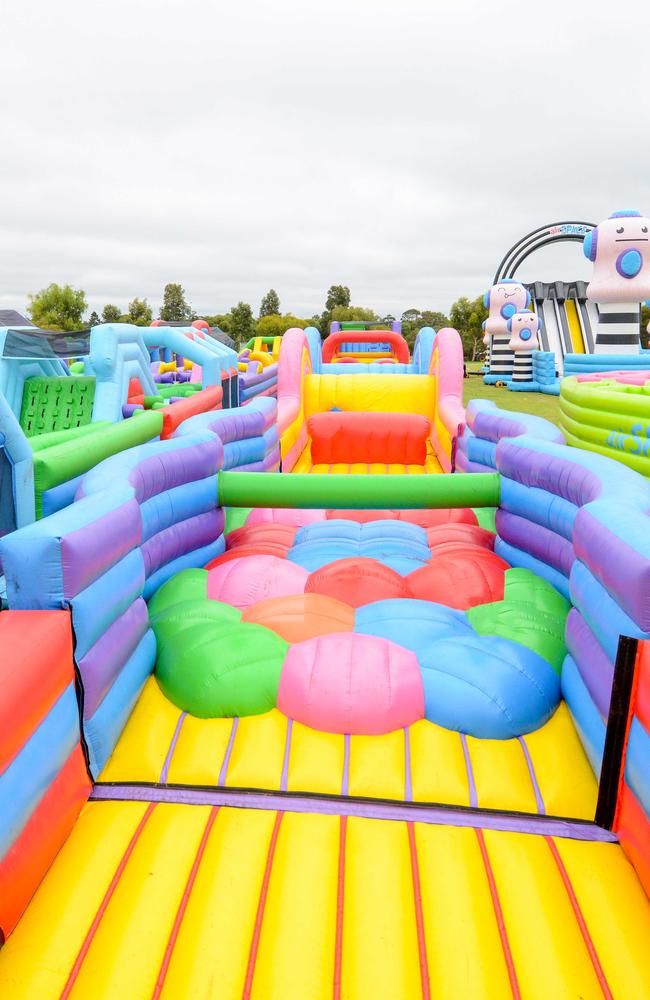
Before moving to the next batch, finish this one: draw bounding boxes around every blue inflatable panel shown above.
[494,538,570,600]
[499,478,577,541]
[625,718,650,818]
[0,684,79,858]
[569,560,650,663]
[73,549,146,659]
[140,476,216,542]
[507,381,541,393]
[41,473,84,517]
[84,629,156,777]
[144,535,225,599]
[561,654,605,777]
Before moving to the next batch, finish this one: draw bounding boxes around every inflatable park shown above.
[0,210,649,999]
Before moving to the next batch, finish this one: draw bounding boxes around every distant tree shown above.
[28,283,87,331]
[421,310,451,330]
[259,289,281,318]
[102,304,122,323]
[449,296,488,360]
[229,301,255,345]
[127,297,153,326]
[641,303,650,349]
[320,284,352,335]
[326,285,351,311]
[256,313,310,339]
[399,308,451,348]
[160,283,192,322]
[330,306,379,324]
[88,310,101,327]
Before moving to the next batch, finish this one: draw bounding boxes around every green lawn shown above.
[462,364,561,427]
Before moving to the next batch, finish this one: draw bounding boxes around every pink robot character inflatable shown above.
[483,279,531,379]
[583,210,650,354]
[507,311,540,382]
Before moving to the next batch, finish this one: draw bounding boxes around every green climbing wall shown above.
[19,377,96,438]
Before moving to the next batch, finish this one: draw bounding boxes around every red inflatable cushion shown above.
[308,411,430,465]
[326,508,478,527]
[306,557,409,607]
[407,546,509,609]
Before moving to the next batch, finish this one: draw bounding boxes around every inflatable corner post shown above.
[483,279,531,380]
[584,209,650,354]
[508,311,540,383]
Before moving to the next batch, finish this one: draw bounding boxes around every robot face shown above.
[507,311,539,349]
[484,281,531,327]
[584,210,650,302]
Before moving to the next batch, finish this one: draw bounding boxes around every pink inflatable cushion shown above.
[244,508,327,528]
[278,632,424,735]
[206,555,308,610]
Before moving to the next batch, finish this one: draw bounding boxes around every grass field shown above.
[463,364,561,426]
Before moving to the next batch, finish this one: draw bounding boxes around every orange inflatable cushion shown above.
[242,593,355,642]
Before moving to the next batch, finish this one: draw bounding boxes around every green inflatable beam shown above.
[217,471,501,509]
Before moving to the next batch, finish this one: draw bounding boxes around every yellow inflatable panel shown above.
[416,823,512,998]
[251,812,339,999]
[304,373,435,420]
[100,677,181,783]
[99,680,598,820]
[409,720,471,806]
[342,816,422,999]
[2,802,650,998]
[348,729,406,800]
[564,298,586,354]
[286,721,345,795]
[225,709,287,789]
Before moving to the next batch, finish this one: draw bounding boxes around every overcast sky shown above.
[2,0,649,321]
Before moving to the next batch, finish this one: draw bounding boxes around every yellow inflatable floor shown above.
[1,797,649,999]
[99,677,597,819]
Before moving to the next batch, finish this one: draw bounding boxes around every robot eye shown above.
[643,227,649,234]
[616,227,624,234]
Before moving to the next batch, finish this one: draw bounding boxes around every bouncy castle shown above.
[0,304,649,998]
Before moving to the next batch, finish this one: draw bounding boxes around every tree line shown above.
[37,280,619,360]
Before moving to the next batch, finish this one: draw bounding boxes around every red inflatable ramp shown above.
[308,410,430,465]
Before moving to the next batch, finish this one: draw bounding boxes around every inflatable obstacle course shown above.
[1,296,650,996]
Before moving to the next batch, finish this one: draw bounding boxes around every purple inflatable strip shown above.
[517,737,545,814]
[80,598,150,719]
[217,717,239,785]
[129,440,220,503]
[565,609,613,720]
[90,784,616,842]
[62,499,141,599]
[280,719,293,792]
[141,509,225,578]
[495,509,574,577]
[341,734,351,796]
[574,507,650,631]
[497,441,602,508]
[404,728,413,802]
[159,713,186,783]
[460,733,478,808]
